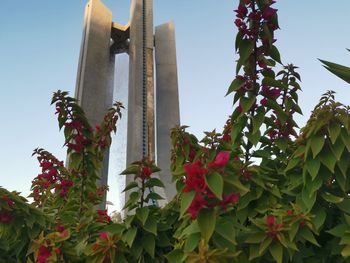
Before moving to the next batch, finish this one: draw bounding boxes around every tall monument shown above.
[74,0,180,207]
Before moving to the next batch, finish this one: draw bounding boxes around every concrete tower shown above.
[74,0,180,207]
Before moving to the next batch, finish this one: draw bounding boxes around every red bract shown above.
[183,162,208,193]
[212,151,230,168]
[2,195,14,207]
[38,245,51,263]
[220,193,240,209]
[266,215,275,226]
[67,143,83,153]
[96,209,111,223]
[64,120,82,131]
[0,210,14,223]
[141,166,152,179]
[187,194,208,219]
[99,231,109,240]
[287,209,294,216]
[262,6,277,20]
[235,4,248,19]
[40,161,53,170]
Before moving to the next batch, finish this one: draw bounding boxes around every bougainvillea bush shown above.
[2,0,350,262]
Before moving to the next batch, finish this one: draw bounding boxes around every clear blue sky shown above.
[1,1,350,205]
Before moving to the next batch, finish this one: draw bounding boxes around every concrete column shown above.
[126,0,157,203]
[155,21,180,201]
[74,0,114,191]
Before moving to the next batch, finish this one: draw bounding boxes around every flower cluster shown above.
[183,152,239,219]
[265,215,284,238]
[65,120,91,153]
[96,209,111,223]
[31,149,73,205]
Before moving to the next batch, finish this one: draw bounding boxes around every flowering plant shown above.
[1,0,350,262]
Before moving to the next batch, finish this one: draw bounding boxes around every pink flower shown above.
[99,232,109,240]
[187,194,208,219]
[141,166,152,179]
[0,211,14,223]
[262,7,277,20]
[213,151,230,167]
[220,193,240,209]
[38,246,51,263]
[183,162,208,193]
[235,4,248,19]
[266,215,275,226]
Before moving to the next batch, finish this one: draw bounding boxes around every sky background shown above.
[1,1,350,211]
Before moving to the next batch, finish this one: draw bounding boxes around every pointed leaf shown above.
[328,123,341,144]
[180,191,196,217]
[310,135,325,158]
[305,158,320,180]
[197,208,216,242]
[321,192,344,204]
[226,77,245,96]
[205,172,223,200]
[300,228,320,247]
[269,242,283,263]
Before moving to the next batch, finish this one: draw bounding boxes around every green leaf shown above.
[226,77,245,96]
[341,129,350,152]
[197,208,216,242]
[270,45,282,64]
[312,207,326,230]
[144,215,157,235]
[305,158,320,180]
[269,242,283,263]
[240,96,256,114]
[224,176,249,194]
[120,164,139,175]
[123,191,140,210]
[299,227,320,247]
[331,138,345,160]
[124,227,137,247]
[328,123,341,144]
[289,222,299,241]
[145,192,164,202]
[245,232,266,244]
[103,224,124,235]
[259,237,272,255]
[166,250,185,263]
[337,197,350,214]
[262,77,286,89]
[180,191,196,217]
[341,245,350,257]
[327,224,348,238]
[319,150,337,173]
[239,39,254,63]
[122,182,138,192]
[205,172,223,200]
[275,138,288,152]
[338,154,350,178]
[246,129,261,146]
[142,234,155,258]
[310,135,324,158]
[319,59,350,84]
[144,178,165,188]
[252,111,265,134]
[302,187,316,211]
[184,233,201,252]
[136,207,149,225]
[321,192,344,204]
[215,217,237,245]
[285,158,300,173]
[266,99,288,123]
